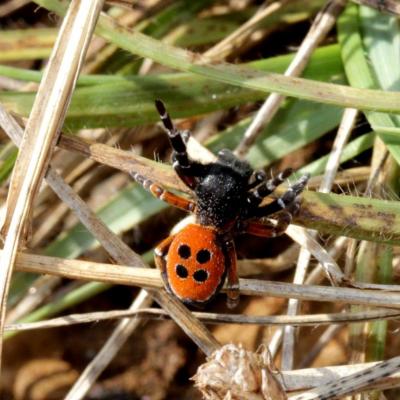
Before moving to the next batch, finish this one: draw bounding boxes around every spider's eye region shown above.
[196,249,211,264]
[176,264,189,279]
[193,269,209,283]
[178,244,191,259]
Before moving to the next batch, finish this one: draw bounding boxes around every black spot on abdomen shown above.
[193,269,208,283]
[178,244,191,259]
[176,264,188,278]
[196,249,211,263]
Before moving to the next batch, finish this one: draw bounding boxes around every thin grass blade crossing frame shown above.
[0,0,105,375]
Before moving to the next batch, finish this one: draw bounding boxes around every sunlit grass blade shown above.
[32,0,400,113]
[367,244,391,360]
[104,0,214,74]
[207,99,342,169]
[0,28,57,61]
[0,45,343,130]
[298,132,374,176]
[296,190,400,245]
[338,4,400,164]
[0,143,18,184]
[0,43,343,85]
[354,10,398,388]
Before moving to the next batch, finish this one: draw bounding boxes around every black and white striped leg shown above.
[155,99,201,189]
[247,168,293,207]
[131,172,196,213]
[251,173,310,218]
[247,169,267,189]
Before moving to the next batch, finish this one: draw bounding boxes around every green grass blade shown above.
[104,0,214,74]
[298,132,375,176]
[207,99,342,169]
[32,0,400,113]
[0,143,18,184]
[0,45,343,130]
[44,185,165,259]
[296,190,400,245]
[5,282,110,339]
[0,28,56,61]
[338,4,400,164]
[0,42,343,85]
[8,184,165,304]
[367,244,391,360]
[172,1,325,47]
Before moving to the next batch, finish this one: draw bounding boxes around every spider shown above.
[131,100,309,308]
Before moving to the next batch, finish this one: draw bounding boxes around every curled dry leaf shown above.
[193,343,287,400]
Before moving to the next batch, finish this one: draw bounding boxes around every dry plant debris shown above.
[193,344,287,400]
[1,0,400,399]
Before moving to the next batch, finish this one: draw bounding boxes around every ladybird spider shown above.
[132,100,309,308]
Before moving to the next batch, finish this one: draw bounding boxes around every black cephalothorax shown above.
[194,152,253,229]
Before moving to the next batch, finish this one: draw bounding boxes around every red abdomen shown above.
[166,224,227,304]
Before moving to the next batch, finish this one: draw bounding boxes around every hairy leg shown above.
[155,100,203,189]
[250,173,309,218]
[132,172,196,212]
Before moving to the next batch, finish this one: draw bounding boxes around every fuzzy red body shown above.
[166,224,227,303]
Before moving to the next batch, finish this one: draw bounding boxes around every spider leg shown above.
[224,238,240,309]
[247,168,293,207]
[155,100,203,189]
[154,234,175,289]
[132,172,196,213]
[250,173,309,218]
[247,169,267,189]
[243,212,292,238]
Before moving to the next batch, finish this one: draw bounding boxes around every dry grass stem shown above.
[194,346,400,398]
[12,250,400,310]
[59,134,185,192]
[273,235,346,361]
[307,166,370,190]
[234,0,347,157]
[204,0,288,62]
[6,307,400,333]
[282,108,358,370]
[319,108,358,193]
[65,291,153,400]
[282,360,400,393]
[0,0,104,373]
[238,245,300,275]
[350,0,400,15]
[0,76,25,90]
[298,324,342,368]
[289,355,400,399]
[5,275,62,324]
[285,226,345,285]
[306,237,349,286]
[281,247,312,370]
[0,0,31,17]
